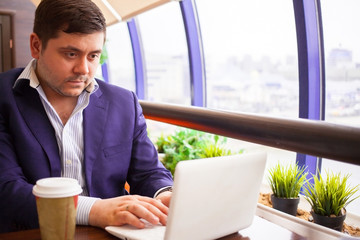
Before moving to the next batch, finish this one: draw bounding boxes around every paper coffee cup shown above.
[33,177,82,240]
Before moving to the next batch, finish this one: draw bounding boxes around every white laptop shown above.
[106,151,267,240]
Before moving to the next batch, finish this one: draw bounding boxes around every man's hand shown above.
[155,190,172,207]
[89,195,168,229]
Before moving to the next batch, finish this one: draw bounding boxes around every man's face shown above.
[30,31,104,99]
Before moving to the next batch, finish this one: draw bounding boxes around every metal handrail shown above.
[140,100,360,166]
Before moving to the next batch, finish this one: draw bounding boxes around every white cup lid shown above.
[32,177,82,198]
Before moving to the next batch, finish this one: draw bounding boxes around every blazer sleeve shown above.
[0,108,39,232]
[0,69,56,233]
[126,92,173,196]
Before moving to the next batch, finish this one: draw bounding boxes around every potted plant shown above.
[304,171,359,232]
[267,162,308,216]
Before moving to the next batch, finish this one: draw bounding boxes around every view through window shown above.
[196,0,299,182]
[321,0,360,215]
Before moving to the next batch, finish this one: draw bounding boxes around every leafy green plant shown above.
[156,134,173,154]
[155,128,240,175]
[304,171,360,217]
[267,162,308,198]
[198,136,231,158]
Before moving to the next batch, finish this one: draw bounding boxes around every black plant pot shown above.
[311,209,346,232]
[271,194,300,216]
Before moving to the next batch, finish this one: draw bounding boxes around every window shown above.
[196,0,298,118]
[137,2,191,104]
[106,22,136,91]
[196,0,299,169]
[321,0,360,128]
[321,0,360,216]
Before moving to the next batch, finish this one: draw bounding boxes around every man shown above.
[0,0,173,233]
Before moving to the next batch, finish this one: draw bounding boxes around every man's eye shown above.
[88,54,100,61]
[65,52,77,58]
[90,54,99,59]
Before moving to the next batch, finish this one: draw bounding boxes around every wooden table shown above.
[0,216,306,240]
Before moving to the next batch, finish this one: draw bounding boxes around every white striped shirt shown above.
[16,59,100,225]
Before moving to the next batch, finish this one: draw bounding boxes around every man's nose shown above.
[74,57,89,75]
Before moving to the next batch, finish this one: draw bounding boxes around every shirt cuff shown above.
[154,186,173,198]
[76,196,101,225]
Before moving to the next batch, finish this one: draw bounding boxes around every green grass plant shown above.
[197,135,240,158]
[304,171,360,217]
[155,128,240,175]
[268,162,308,198]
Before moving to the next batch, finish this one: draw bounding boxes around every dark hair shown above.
[33,0,106,49]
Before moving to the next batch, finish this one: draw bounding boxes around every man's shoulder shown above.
[0,68,25,89]
[93,80,139,110]
[95,79,135,97]
[96,79,128,91]
[0,68,24,79]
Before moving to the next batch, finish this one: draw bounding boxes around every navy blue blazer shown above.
[0,68,173,232]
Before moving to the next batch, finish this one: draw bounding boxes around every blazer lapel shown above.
[83,88,108,192]
[13,81,61,176]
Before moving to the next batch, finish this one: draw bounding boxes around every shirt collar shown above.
[14,58,99,93]
[14,59,40,89]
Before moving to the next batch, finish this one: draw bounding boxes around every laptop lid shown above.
[106,151,267,240]
[164,151,267,240]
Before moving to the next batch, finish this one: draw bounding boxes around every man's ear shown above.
[30,33,42,59]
